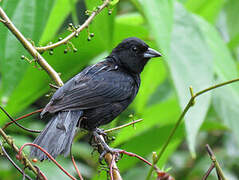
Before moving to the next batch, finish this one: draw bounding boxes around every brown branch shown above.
[205,144,227,180]
[35,0,110,52]
[0,7,63,86]
[202,163,215,180]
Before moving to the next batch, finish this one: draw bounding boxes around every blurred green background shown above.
[0,0,239,179]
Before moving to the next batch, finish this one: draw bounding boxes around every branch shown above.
[202,163,215,180]
[0,128,40,177]
[2,108,43,130]
[205,144,227,180]
[0,105,41,133]
[146,77,239,180]
[35,0,110,52]
[0,7,63,86]
[0,142,33,180]
[104,119,143,133]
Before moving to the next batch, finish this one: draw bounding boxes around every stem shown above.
[104,119,143,133]
[0,128,39,176]
[202,163,215,180]
[146,77,239,179]
[205,144,227,180]
[0,7,63,86]
[35,0,110,52]
[0,142,33,180]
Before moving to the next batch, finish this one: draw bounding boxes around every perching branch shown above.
[35,0,110,52]
[0,7,63,86]
[146,77,239,180]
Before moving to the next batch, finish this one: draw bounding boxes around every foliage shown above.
[0,0,239,179]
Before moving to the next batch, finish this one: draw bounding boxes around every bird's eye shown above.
[132,46,138,52]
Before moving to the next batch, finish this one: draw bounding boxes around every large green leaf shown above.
[39,0,78,45]
[185,0,225,24]
[141,1,214,155]
[0,0,55,99]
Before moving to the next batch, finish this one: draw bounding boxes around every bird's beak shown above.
[143,48,162,58]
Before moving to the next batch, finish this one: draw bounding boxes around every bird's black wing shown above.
[41,61,136,116]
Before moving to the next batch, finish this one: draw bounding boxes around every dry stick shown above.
[0,128,39,176]
[35,0,110,52]
[18,143,77,180]
[205,144,227,180]
[146,78,239,180]
[104,119,143,133]
[0,7,63,86]
[0,142,33,180]
[202,163,215,180]
[3,108,43,130]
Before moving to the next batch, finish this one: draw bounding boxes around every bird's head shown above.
[109,37,162,74]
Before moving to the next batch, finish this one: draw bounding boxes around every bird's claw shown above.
[98,147,122,164]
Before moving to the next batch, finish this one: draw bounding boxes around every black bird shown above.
[30,37,161,160]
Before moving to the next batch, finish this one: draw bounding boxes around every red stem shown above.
[3,108,43,130]
[71,155,84,180]
[18,143,76,180]
[119,150,152,166]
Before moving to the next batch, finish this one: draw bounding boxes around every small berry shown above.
[73,48,78,53]
[64,49,68,54]
[90,33,94,37]
[58,37,63,41]
[49,50,54,55]
[69,23,73,27]
[87,37,91,41]
[21,55,25,60]
[32,158,38,163]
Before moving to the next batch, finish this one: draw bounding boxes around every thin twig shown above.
[18,143,77,180]
[35,0,110,52]
[119,150,152,166]
[0,18,6,23]
[0,128,41,177]
[146,77,239,180]
[0,142,33,180]
[0,106,41,133]
[0,7,63,86]
[205,144,227,180]
[70,146,84,180]
[202,163,215,180]
[104,119,143,133]
[2,108,43,130]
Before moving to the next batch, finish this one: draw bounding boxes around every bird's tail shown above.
[30,110,82,161]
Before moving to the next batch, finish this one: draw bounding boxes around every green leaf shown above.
[117,124,184,172]
[85,0,116,51]
[225,0,239,49]
[39,0,77,45]
[0,0,55,99]
[137,0,174,56]
[112,95,181,146]
[185,0,225,24]
[150,2,218,155]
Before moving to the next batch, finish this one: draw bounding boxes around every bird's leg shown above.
[92,129,121,163]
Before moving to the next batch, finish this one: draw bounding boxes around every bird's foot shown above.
[92,129,122,164]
